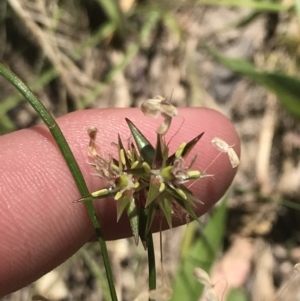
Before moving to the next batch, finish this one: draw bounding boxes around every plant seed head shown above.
[82,100,207,245]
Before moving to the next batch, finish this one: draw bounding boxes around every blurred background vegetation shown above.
[2,0,300,300]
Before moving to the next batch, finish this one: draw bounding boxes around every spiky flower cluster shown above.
[78,96,214,246]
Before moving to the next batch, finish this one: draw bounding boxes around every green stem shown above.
[0,64,118,301]
[147,232,156,300]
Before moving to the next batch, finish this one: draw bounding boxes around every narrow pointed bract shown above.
[167,132,204,165]
[127,197,140,245]
[125,118,155,165]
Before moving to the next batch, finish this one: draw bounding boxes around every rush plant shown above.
[76,96,213,248]
[0,61,239,301]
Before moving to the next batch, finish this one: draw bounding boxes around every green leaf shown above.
[205,45,300,119]
[196,0,291,12]
[125,118,155,164]
[170,199,227,301]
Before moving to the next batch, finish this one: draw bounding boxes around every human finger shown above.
[0,107,240,296]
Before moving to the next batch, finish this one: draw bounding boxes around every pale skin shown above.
[0,108,240,297]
